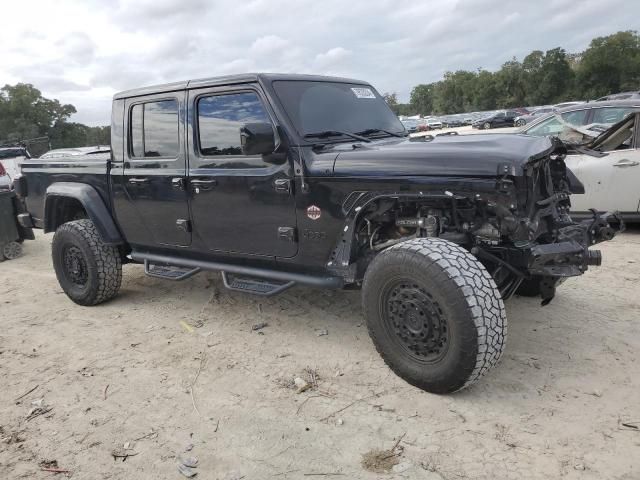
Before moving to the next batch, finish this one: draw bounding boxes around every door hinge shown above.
[274,178,291,194]
[176,219,192,233]
[278,226,296,242]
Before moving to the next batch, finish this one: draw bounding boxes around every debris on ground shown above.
[316,329,328,337]
[39,459,70,474]
[111,446,139,462]
[361,433,406,474]
[278,367,321,394]
[361,448,400,473]
[251,322,269,331]
[620,421,639,431]
[180,321,195,333]
[0,426,25,444]
[177,456,199,477]
[26,404,53,422]
[294,377,310,394]
[13,384,39,404]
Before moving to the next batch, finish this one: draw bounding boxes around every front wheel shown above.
[52,219,122,306]
[483,122,491,129]
[362,238,507,393]
[515,119,526,127]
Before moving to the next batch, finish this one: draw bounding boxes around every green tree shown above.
[410,83,436,115]
[0,83,76,142]
[495,58,526,107]
[576,30,640,98]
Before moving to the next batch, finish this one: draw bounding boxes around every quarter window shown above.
[197,92,271,156]
[130,99,179,158]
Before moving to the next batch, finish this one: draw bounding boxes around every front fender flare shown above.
[44,182,123,245]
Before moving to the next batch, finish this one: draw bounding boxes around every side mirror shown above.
[240,123,276,156]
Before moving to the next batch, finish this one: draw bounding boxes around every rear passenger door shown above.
[186,85,297,258]
[116,92,191,247]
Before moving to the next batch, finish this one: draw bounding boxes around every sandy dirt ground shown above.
[1,230,639,480]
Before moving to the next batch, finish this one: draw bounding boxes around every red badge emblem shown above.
[307,205,321,220]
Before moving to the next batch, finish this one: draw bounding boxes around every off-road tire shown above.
[52,219,122,306]
[362,238,507,393]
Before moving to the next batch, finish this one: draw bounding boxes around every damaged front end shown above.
[477,138,623,304]
[332,136,622,304]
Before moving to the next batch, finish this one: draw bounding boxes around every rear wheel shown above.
[515,119,526,127]
[363,238,507,394]
[3,241,22,260]
[52,219,122,306]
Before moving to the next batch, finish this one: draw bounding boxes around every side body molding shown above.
[44,182,124,245]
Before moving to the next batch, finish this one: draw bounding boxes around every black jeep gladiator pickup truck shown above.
[15,73,620,393]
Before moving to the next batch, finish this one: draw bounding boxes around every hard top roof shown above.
[113,73,369,100]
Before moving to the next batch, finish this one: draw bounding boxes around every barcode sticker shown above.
[351,87,376,99]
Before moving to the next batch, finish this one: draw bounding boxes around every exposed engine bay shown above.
[344,142,622,304]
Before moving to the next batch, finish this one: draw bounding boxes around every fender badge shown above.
[306,205,321,220]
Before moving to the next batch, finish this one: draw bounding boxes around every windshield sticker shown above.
[351,87,376,99]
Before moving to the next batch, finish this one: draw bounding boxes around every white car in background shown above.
[520,101,640,221]
[566,111,640,221]
[0,145,30,189]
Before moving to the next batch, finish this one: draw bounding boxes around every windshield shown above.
[272,81,405,139]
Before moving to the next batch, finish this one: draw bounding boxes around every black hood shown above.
[331,134,556,177]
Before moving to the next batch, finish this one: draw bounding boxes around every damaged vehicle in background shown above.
[520,100,640,138]
[532,110,640,222]
[15,73,621,394]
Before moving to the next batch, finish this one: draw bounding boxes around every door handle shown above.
[172,177,186,190]
[128,177,149,184]
[613,159,639,167]
[191,178,218,186]
[191,178,217,192]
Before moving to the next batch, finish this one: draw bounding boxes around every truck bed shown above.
[21,153,111,227]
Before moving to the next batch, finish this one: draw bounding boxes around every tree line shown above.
[0,83,109,155]
[385,30,640,116]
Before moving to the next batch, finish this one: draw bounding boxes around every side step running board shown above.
[131,251,344,294]
[221,272,295,296]
[144,260,201,281]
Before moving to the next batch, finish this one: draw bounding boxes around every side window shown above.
[197,92,271,156]
[561,109,588,126]
[592,107,634,125]
[129,99,179,158]
[526,117,563,136]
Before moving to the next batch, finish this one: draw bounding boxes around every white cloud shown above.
[250,35,289,54]
[313,47,353,70]
[0,0,636,125]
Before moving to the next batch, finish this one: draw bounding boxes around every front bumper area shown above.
[528,211,623,277]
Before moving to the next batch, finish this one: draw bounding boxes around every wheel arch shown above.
[44,182,124,245]
[328,191,466,281]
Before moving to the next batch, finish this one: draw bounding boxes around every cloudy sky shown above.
[1,0,637,126]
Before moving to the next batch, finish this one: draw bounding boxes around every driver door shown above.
[186,85,298,258]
